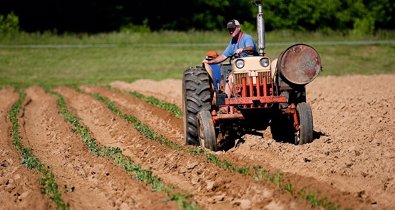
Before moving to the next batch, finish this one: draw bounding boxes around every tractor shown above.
[182,1,321,151]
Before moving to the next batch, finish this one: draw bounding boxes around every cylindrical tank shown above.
[277,44,321,85]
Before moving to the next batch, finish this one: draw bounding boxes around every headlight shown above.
[260,58,270,67]
[235,59,245,69]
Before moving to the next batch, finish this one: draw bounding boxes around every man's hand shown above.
[235,48,244,55]
[203,54,226,64]
[202,59,209,64]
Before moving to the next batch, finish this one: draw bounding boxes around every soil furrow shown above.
[2,73,393,210]
[56,86,312,210]
[82,86,184,145]
[110,80,182,108]
[110,75,395,210]
[0,87,53,210]
[20,86,177,210]
[96,85,373,209]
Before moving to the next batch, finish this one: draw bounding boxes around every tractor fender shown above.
[203,63,214,81]
[203,63,216,105]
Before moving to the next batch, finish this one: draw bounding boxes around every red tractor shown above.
[182,2,321,151]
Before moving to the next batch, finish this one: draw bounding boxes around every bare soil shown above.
[110,74,395,210]
[0,88,53,210]
[0,74,393,209]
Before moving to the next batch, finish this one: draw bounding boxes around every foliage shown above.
[120,19,151,33]
[0,0,394,33]
[263,0,394,34]
[0,12,19,34]
[352,16,375,36]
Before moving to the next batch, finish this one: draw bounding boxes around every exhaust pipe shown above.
[256,2,265,56]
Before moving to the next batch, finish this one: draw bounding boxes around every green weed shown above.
[95,88,342,209]
[127,90,182,119]
[92,92,183,150]
[91,91,342,209]
[53,91,199,210]
[8,91,68,209]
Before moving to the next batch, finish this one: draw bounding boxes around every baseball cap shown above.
[227,19,240,29]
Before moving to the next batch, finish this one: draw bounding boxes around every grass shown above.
[1,29,394,45]
[0,31,394,89]
[1,30,382,209]
[8,91,68,210]
[92,90,341,210]
[1,30,376,209]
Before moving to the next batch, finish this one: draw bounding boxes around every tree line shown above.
[0,0,394,34]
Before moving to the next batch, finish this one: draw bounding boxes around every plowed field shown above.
[1,75,394,210]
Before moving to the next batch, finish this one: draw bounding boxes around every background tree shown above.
[0,0,393,33]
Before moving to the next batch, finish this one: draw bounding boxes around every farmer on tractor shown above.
[183,1,321,151]
[203,19,258,97]
[202,19,257,65]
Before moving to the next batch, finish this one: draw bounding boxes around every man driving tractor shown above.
[203,19,257,65]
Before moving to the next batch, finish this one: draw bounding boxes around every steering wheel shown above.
[228,49,256,64]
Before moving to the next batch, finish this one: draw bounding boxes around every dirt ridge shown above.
[110,74,395,210]
[94,85,373,209]
[1,74,393,209]
[0,88,53,210]
[61,86,314,210]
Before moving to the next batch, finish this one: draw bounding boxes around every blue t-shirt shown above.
[223,33,257,58]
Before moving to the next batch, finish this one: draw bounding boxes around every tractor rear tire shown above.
[197,111,217,151]
[295,102,313,144]
[182,66,212,146]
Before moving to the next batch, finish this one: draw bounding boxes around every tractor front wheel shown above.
[197,111,217,151]
[295,102,313,144]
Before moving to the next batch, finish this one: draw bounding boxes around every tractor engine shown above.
[227,56,281,109]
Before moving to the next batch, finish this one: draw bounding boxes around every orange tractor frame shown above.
[182,2,321,151]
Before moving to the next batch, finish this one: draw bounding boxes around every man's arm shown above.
[235,46,254,55]
[203,54,227,64]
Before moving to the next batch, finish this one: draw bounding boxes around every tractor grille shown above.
[233,71,271,85]
[232,71,274,97]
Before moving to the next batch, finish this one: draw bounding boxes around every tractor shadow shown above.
[217,125,266,151]
[218,128,328,151]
